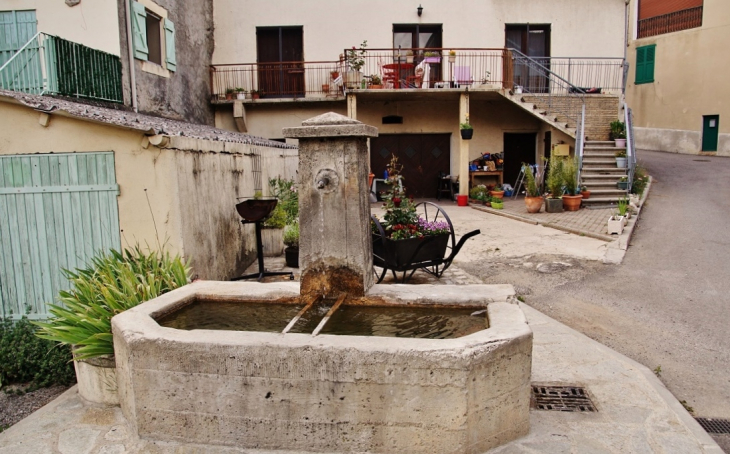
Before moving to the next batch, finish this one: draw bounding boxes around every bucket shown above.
[457,195,468,206]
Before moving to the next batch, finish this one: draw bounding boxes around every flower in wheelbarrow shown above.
[418,218,450,235]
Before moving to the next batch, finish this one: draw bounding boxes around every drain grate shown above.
[531,385,596,412]
[695,418,730,434]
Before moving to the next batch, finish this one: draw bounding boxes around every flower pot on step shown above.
[562,194,583,211]
[616,157,627,168]
[545,197,563,213]
[284,246,299,268]
[581,190,591,199]
[524,196,543,213]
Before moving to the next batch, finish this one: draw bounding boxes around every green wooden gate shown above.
[0,152,121,320]
[0,10,43,93]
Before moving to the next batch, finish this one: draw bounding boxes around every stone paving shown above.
[472,196,617,241]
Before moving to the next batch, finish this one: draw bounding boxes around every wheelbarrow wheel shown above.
[370,215,388,283]
[415,202,456,277]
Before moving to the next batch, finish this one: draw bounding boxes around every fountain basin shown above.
[112,281,532,453]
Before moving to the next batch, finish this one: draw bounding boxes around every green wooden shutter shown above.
[164,18,176,72]
[635,44,655,84]
[131,1,148,61]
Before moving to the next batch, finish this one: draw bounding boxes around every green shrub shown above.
[562,157,580,196]
[268,177,298,224]
[0,317,75,389]
[263,204,287,228]
[34,246,191,361]
[546,158,564,198]
[632,164,648,196]
[469,185,488,200]
[522,163,541,197]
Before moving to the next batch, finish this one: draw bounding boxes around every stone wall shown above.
[117,0,215,125]
[523,94,620,141]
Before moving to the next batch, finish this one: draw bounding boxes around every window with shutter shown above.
[164,18,176,72]
[635,44,656,84]
[131,1,148,61]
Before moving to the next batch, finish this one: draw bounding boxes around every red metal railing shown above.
[638,6,703,38]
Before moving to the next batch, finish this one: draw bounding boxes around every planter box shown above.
[545,197,563,213]
[607,216,625,235]
[373,234,449,269]
[617,181,629,190]
[74,355,118,405]
[262,227,284,257]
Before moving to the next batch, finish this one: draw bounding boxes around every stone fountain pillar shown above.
[283,113,378,298]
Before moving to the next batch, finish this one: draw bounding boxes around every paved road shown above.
[458,150,730,450]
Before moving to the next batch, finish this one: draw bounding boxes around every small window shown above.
[635,44,656,85]
[145,10,162,65]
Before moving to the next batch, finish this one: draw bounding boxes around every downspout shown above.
[125,0,138,112]
[622,0,630,95]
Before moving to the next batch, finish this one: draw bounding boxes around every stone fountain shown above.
[112,113,532,453]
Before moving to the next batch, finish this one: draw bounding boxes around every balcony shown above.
[210,48,625,103]
[0,33,123,103]
[638,6,703,39]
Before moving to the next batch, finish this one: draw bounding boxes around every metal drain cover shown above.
[695,418,730,433]
[531,385,596,412]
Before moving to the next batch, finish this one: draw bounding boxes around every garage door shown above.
[370,134,450,198]
[0,152,120,319]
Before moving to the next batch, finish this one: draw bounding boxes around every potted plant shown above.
[263,177,299,257]
[522,163,543,213]
[607,212,625,235]
[617,175,629,190]
[346,40,367,89]
[369,74,382,89]
[610,120,626,147]
[491,197,504,209]
[448,50,456,63]
[490,186,505,199]
[225,88,235,100]
[423,51,441,63]
[460,120,473,140]
[580,185,591,199]
[283,222,299,268]
[250,89,261,100]
[615,149,628,168]
[322,83,330,93]
[561,157,583,211]
[545,158,564,213]
[34,247,190,404]
[331,70,340,80]
[469,185,488,204]
[405,50,414,64]
[234,87,246,99]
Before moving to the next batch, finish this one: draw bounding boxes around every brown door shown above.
[256,27,304,98]
[370,134,450,198]
[503,133,537,188]
[506,24,550,93]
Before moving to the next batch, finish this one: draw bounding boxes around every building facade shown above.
[626,0,729,155]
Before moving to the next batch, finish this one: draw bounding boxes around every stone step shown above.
[582,181,625,189]
[584,188,628,196]
[585,141,614,146]
[584,146,625,151]
[582,168,628,174]
[582,196,628,205]
[582,159,619,166]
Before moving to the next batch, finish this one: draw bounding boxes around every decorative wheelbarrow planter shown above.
[371,202,480,283]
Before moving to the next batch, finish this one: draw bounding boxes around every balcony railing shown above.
[210,48,624,100]
[0,33,123,103]
[638,6,703,38]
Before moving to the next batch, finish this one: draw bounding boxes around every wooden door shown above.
[503,133,537,188]
[506,24,550,93]
[0,10,43,93]
[370,134,450,198]
[256,27,304,98]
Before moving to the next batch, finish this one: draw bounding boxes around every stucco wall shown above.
[1,0,120,55]
[626,0,730,154]
[117,0,215,125]
[0,99,298,280]
[212,0,625,64]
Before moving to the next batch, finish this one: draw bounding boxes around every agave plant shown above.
[34,246,190,361]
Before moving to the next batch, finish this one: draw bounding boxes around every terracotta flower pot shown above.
[562,194,583,211]
[581,190,591,199]
[524,196,543,213]
[490,190,504,199]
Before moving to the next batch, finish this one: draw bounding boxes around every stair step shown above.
[582,160,618,165]
[584,189,629,196]
[582,196,628,204]
[582,169,628,174]
[585,141,615,145]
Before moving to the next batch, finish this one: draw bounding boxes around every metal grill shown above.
[695,418,730,434]
[531,385,596,412]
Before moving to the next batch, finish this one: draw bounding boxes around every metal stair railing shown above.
[0,32,122,103]
[509,49,586,135]
[576,103,586,186]
[624,103,636,193]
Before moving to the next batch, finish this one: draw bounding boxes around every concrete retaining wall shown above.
[112,281,532,453]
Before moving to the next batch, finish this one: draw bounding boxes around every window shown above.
[635,44,656,84]
[130,0,176,72]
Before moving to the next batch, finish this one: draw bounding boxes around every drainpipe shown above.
[622,0,630,94]
[125,0,138,112]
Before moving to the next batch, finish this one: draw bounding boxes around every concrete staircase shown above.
[581,141,628,205]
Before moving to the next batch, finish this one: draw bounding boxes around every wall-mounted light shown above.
[417,4,423,16]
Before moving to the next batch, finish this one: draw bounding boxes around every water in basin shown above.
[157,299,302,332]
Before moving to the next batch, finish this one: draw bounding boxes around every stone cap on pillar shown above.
[283,112,378,139]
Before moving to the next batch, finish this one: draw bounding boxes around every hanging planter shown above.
[460,122,473,140]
